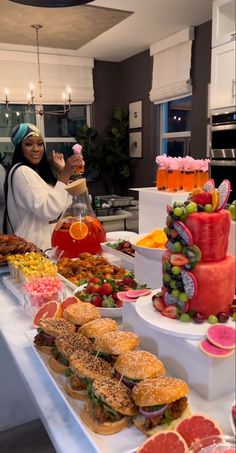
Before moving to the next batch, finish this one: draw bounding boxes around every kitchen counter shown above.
[0,273,235,452]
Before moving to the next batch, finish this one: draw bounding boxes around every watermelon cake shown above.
[154,179,236,323]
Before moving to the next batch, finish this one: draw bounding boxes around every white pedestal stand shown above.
[123,301,236,401]
[130,187,190,232]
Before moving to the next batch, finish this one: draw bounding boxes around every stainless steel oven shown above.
[210,112,236,203]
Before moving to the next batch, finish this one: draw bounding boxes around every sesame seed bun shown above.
[81,403,129,435]
[78,318,119,339]
[92,376,138,416]
[55,333,92,359]
[63,301,100,326]
[114,351,166,380]
[93,331,140,355]
[132,377,189,407]
[48,355,68,375]
[39,319,76,337]
[35,344,52,355]
[70,350,113,381]
[65,376,88,401]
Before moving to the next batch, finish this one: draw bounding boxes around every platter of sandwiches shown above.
[25,308,191,453]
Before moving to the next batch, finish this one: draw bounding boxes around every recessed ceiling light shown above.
[9,0,94,7]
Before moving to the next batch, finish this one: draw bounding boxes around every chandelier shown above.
[2,24,72,119]
[9,1,94,6]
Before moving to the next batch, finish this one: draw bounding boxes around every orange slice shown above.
[211,190,219,212]
[69,221,88,240]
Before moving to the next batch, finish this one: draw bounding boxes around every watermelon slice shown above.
[207,325,236,350]
[200,338,234,358]
[126,289,151,299]
[203,179,215,193]
[181,271,197,299]
[190,255,235,316]
[185,210,231,262]
[216,179,231,211]
[173,221,193,246]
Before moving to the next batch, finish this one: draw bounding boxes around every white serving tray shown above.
[101,243,135,271]
[25,330,145,453]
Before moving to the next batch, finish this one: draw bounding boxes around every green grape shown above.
[186,202,198,214]
[208,315,218,324]
[170,280,177,289]
[173,242,182,253]
[178,293,189,303]
[171,266,181,275]
[172,289,180,298]
[163,273,171,282]
[173,207,184,217]
[179,313,191,322]
[204,204,213,213]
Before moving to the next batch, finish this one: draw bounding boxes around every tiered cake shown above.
[155,179,235,322]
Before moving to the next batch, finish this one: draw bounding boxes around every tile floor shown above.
[0,419,55,453]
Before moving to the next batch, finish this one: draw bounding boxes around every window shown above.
[160,95,192,157]
[0,104,90,166]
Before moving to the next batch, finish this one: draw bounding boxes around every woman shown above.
[4,123,84,250]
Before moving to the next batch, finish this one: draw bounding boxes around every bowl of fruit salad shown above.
[73,273,141,318]
[132,229,167,261]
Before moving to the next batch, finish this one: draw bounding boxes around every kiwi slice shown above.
[183,245,202,268]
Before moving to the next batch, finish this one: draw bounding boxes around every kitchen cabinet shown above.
[210,39,236,110]
[212,0,236,47]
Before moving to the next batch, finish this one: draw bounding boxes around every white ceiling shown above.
[1,0,213,62]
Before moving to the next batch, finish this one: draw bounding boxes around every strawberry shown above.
[192,192,212,206]
[162,305,178,319]
[112,291,118,300]
[102,295,116,308]
[90,294,102,307]
[122,277,137,288]
[152,296,165,313]
[89,277,102,285]
[100,283,113,296]
[116,299,123,308]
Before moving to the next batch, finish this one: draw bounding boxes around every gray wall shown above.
[93,21,212,194]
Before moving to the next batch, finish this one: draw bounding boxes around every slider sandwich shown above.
[132,376,190,436]
[49,332,92,374]
[114,351,166,388]
[81,376,138,435]
[66,350,113,401]
[34,319,76,354]
[78,318,119,341]
[92,331,140,363]
[63,301,100,329]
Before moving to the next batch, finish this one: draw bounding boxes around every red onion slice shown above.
[139,404,169,418]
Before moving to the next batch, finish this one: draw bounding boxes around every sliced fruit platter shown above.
[73,273,150,316]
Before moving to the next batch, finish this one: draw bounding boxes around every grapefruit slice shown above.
[60,296,79,315]
[69,221,88,240]
[200,338,234,358]
[126,289,151,299]
[33,301,62,328]
[117,291,137,303]
[137,430,188,453]
[207,325,236,350]
[176,414,223,449]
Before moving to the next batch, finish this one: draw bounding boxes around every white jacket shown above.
[6,164,71,250]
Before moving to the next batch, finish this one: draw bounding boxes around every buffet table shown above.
[0,272,235,452]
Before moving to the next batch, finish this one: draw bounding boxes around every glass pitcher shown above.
[51,178,106,258]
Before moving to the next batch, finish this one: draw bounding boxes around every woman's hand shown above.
[51,151,65,174]
[57,154,85,184]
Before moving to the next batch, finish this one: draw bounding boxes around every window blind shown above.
[149,28,194,104]
[0,44,94,104]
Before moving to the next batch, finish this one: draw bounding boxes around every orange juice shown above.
[179,170,184,190]
[199,171,209,188]
[156,167,167,190]
[183,171,195,192]
[167,169,179,192]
